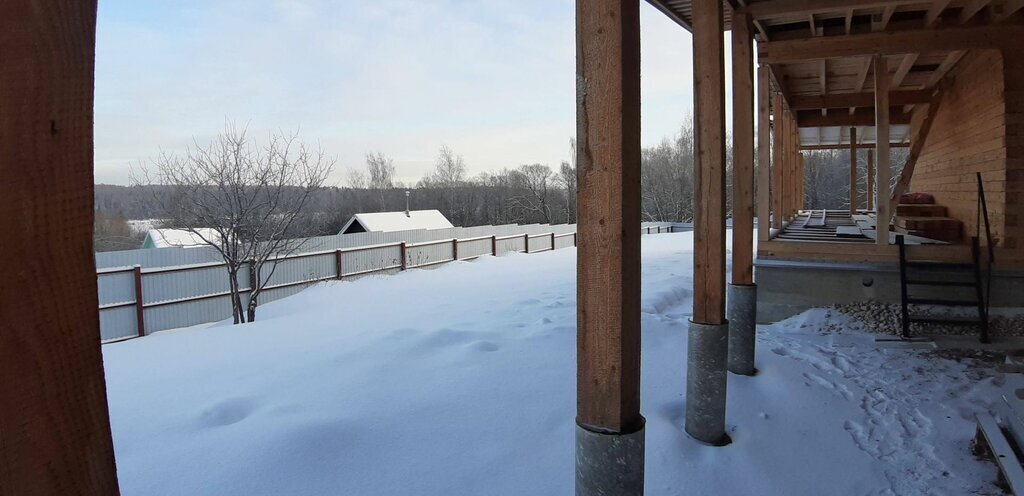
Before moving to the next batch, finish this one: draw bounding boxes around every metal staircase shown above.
[895,172,994,343]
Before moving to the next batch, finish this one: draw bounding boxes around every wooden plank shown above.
[758,63,772,242]
[575,0,642,432]
[758,24,1024,63]
[797,109,912,127]
[789,90,931,110]
[772,93,786,229]
[837,226,866,238]
[0,1,121,494]
[924,0,953,26]
[976,413,1024,496]
[732,11,755,286]
[693,0,727,325]
[850,127,858,214]
[875,54,892,245]
[800,143,910,150]
[867,149,875,210]
[744,0,924,19]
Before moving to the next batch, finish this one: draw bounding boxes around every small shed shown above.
[141,228,220,249]
[339,210,454,234]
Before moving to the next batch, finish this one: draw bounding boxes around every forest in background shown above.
[94,120,908,252]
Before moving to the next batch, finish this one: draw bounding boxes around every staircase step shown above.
[909,314,982,326]
[905,261,974,270]
[905,279,976,287]
[895,216,962,230]
[906,297,979,307]
[897,204,948,217]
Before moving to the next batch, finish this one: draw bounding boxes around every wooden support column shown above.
[874,55,892,245]
[797,152,805,212]
[850,127,858,214]
[757,65,772,242]
[686,0,731,446]
[771,92,785,229]
[791,118,800,216]
[867,150,875,211]
[0,1,120,494]
[575,0,644,491]
[731,11,755,286]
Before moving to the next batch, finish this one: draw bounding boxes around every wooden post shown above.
[686,0,730,446]
[400,242,407,270]
[550,232,556,250]
[866,150,875,211]
[575,0,644,492]
[524,233,530,253]
[772,93,785,229]
[491,235,498,256]
[850,127,858,214]
[452,238,459,261]
[134,265,146,337]
[757,65,772,242]
[875,55,891,245]
[731,11,755,286]
[0,1,120,493]
[335,249,343,279]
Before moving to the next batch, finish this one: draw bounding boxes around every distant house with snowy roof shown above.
[141,228,220,249]
[339,210,454,234]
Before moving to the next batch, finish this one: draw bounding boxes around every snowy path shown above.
[103,232,1003,495]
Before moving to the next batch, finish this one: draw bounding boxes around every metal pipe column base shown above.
[727,283,758,376]
[575,420,645,496]
[685,320,731,446]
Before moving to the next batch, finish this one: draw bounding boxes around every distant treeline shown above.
[93,121,909,252]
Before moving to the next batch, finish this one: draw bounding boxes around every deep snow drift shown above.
[103,232,1003,495]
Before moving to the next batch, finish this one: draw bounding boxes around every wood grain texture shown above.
[850,127,858,214]
[867,150,875,210]
[875,55,892,245]
[692,0,727,325]
[731,11,755,285]
[772,93,786,229]
[0,1,120,495]
[757,64,772,243]
[575,0,642,432]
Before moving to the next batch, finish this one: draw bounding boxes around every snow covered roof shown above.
[340,210,454,234]
[142,228,220,249]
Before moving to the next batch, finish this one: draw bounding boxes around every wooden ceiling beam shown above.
[994,0,1024,22]
[743,0,925,19]
[796,108,912,127]
[758,23,1023,63]
[801,143,910,150]
[892,53,919,88]
[924,0,953,26]
[790,90,931,110]
[644,0,693,30]
[960,0,994,23]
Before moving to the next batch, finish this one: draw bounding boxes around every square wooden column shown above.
[771,93,785,229]
[575,0,642,436]
[850,127,858,214]
[730,11,755,286]
[0,1,120,494]
[867,150,875,211]
[756,65,772,242]
[874,55,891,245]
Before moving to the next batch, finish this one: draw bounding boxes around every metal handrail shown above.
[976,172,994,340]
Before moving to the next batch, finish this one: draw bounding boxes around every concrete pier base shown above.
[727,283,757,376]
[685,320,730,445]
[575,421,645,496]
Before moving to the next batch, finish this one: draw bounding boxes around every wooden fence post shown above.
[524,233,529,253]
[335,249,343,279]
[400,242,407,270]
[134,265,145,337]
[550,232,556,250]
[452,238,459,261]
[491,235,498,256]
[573,232,578,246]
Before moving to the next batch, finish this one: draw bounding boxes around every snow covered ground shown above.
[103,232,1004,495]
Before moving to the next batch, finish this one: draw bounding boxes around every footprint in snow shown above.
[198,397,256,428]
[468,340,500,352]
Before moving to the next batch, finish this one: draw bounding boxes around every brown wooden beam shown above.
[645,0,692,30]
[772,92,786,230]
[797,108,912,127]
[575,0,642,433]
[693,0,728,325]
[789,90,931,110]
[757,64,772,242]
[867,149,875,210]
[850,127,858,214]
[732,11,755,286]
[800,143,910,150]
[995,0,1024,22]
[888,90,947,219]
[758,23,1024,63]
[874,55,892,245]
[744,0,923,19]
[0,1,120,494]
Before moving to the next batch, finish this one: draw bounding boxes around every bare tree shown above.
[511,164,554,223]
[429,145,468,224]
[366,151,395,211]
[132,123,334,324]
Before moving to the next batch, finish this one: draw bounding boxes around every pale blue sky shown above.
[95,0,726,185]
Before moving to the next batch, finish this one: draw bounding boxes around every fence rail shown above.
[97,222,681,343]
